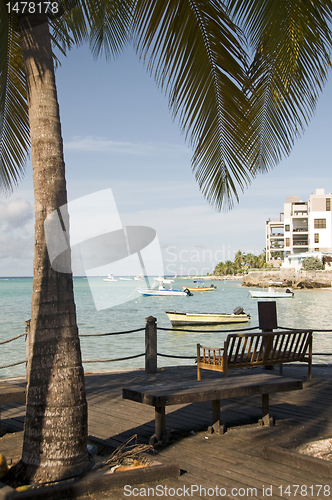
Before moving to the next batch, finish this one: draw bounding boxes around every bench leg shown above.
[259,393,274,427]
[150,406,166,446]
[208,399,225,435]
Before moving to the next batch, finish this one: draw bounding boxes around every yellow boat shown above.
[182,280,217,292]
[165,308,250,326]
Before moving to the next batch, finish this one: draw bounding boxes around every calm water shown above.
[1,277,332,378]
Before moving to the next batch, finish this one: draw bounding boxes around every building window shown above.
[315,248,319,251]
[285,225,290,231]
[314,219,326,229]
[314,233,319,244]
[327,198,331,211]
[286,238,290,246]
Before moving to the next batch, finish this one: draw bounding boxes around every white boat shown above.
[166,307,250,326]
[134,274,144,281]
[119,277,133,281]
[249,287,294,298]
[103,274,117,282]
[137,278,192,297]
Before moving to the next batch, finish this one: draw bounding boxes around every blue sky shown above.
[1,42,332,276]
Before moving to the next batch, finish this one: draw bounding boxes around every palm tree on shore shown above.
[1,0,132,483]
[1,0,332,484]
[234,250,245,272]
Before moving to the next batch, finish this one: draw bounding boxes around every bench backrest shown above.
[224,330,312,370]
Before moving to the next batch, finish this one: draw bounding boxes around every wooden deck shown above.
[2,364,332,499]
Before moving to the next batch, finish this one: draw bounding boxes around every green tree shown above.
[301,256,324,271]
[234,250,246,271]
[1,0,332,485]
[222,260,233,274]
[257,250,267,269]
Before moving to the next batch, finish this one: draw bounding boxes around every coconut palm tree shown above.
[1,0,331,484]
[1,0,132,484]
[234,250,245,271]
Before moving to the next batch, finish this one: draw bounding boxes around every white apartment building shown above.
[266,189,332,263]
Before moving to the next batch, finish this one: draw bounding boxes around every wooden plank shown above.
[0,384,26,404]
[123,374,302,407]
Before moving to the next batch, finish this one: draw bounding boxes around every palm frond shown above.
[132,0,251,210]
[86,0,133,60]
[50,0,132,61]
[227,0,332,174]
[0,4,29,193]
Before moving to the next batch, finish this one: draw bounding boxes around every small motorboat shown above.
[249,287,294,298]
[137,278,193,297]
[103,274,117,282]
[182,280,217,292]
[165,307,250,326]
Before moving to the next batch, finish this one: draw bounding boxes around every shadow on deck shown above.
[2,364,332,499]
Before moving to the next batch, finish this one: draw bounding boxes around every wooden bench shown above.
[0,383,26,428]
[197,330,313,381]
[123,373,302,445]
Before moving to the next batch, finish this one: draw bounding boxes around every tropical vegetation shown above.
[211,249,267,275]
[301,256,324,271]
[1,0,332,484]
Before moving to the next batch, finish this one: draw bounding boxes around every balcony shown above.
[292,241,309,247]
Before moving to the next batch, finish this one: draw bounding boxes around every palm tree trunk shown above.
[8,13,93,484]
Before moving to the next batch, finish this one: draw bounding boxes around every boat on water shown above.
[103,274,118,282]
[249,287,294,298]
[182,280,217,292]
[119,277,133,281]
[134,274,144,281]
[137,278,193,297]
[166,307,250,326]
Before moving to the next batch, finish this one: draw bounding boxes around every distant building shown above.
[266,189,332,264]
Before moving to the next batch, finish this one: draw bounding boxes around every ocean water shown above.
[1,277,332,378]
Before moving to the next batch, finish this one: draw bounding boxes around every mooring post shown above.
[145,316,157,374]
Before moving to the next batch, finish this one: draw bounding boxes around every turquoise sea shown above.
[1,277,332,379]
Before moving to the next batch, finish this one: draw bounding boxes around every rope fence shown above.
[83,353,146,364]
[79,327,145,337]
[1,318,332,372]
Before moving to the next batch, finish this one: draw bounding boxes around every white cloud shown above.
[0,198,33,230]
[64,136,188,156]
[0,198,34,263]
[0,234,34,260]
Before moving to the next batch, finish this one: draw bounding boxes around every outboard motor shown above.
[233,306,244,315]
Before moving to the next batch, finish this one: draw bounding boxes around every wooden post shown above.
[258,302,277,371]
[197,344,201,381]
[145,316,157,374]
[25,319,31,375]
[258,301,277,331]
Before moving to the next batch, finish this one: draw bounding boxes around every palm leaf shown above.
[132,0,251,210]
[0,0,132,193]
[0,4,29,193]
[227,0,332,174]
[51,0,132,59]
